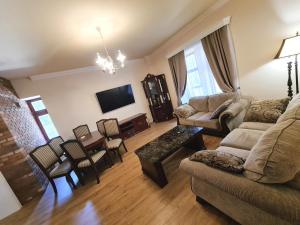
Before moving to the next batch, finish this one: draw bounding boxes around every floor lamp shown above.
[275,32,300,99]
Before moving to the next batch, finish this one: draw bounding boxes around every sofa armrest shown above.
[219,98,250,131]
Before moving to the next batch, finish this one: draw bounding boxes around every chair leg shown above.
[106,152,113,167]
[49,179,57,194]
[117,148,123,162]
[66,174,77,189]
[74,169,85,186]
[91,165,100,184]
[122,142,128,152]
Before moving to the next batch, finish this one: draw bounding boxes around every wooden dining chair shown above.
[96,119,107,136]
[73,124,91,140]
[103,118,128,162]
[30,144,76,194]
[61,140,110,184]
[48,136,66,163]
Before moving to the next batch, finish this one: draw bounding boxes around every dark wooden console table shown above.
[119,113,149,139]
[135,126,206,188]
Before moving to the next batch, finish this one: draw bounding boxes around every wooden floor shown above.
[0,120,237,225]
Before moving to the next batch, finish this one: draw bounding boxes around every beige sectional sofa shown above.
[180,94,300,225]
[173,92,251,134]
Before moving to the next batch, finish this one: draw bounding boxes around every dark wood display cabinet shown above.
[141,74,173,122]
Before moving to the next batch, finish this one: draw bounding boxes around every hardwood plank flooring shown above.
[0,120,237,225]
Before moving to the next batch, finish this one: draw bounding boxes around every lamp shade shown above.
[275,33,300,59]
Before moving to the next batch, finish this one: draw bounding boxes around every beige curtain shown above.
[201,25,239,92]
[168,51,187,105]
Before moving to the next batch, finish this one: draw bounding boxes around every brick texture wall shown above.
[0,77,18,97]
[0,80,48,204]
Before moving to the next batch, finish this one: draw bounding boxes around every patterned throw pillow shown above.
[189,150,245,173]
[174,104,196,118]
[244,98,289,123]
[210,99,233,119]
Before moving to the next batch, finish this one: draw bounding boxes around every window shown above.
[26,97,59,141]
[181,42,221,104]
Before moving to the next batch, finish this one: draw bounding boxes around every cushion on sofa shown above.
[189,96,208,112]
[286,93,300,110]
[220,128,264,150]
[288,173,300,190]
[193,112,221,130]
[174,104,196,118]
[244,119,300,183]
[180,159,300,224]
[239,122,274,131]
[277,103,300,123]
[244,98,289,123]
[210,99,233,119]
[190,150,245,173]
[216,146,250,161]
[179,112,207,126]
[208,92,235,112]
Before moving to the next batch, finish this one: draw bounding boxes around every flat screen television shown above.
[96,84,135,113]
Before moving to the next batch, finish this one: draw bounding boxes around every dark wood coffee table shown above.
[135,125,206,188]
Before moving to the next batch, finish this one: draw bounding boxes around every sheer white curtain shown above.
[181,42,221,104]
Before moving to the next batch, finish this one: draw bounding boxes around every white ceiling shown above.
[0,0,218,79]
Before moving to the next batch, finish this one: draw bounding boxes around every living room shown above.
[0,0,300,225]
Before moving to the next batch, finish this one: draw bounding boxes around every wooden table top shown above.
[119,113,146,125]
[79,131,105,148]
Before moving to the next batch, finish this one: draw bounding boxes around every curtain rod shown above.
[166,16,231,58]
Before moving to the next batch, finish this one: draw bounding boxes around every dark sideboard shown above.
[119,113,149,139]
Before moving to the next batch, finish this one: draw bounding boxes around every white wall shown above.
[146,0,300,107]
[0,172,22,220]
[12,59,151,139]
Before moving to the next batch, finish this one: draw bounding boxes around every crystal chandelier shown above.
[95,27,126,74]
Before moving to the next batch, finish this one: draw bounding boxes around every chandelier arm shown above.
[97,27,110,58]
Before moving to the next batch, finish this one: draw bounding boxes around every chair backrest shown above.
[96,119,107,136]
[103,119,120,137]
[60,140,87,161]
[48,136,64,158]
[30,144,59,171]
[73,125,91,140]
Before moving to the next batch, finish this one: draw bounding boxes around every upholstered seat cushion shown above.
[106,138,122,149]
[220,128,264,150]
[192,112,221,130]
[180,112,207,126]
[180,159,300,224]
[239,122,274,131]
[78,150,106,168]
[50,160,72,177]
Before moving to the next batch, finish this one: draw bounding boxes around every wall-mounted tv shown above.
[96,84,135,113]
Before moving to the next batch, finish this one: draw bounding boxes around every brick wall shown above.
[0,77,18,97]
[0,80,48,204]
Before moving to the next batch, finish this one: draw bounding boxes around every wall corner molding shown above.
[28,58,145,81]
